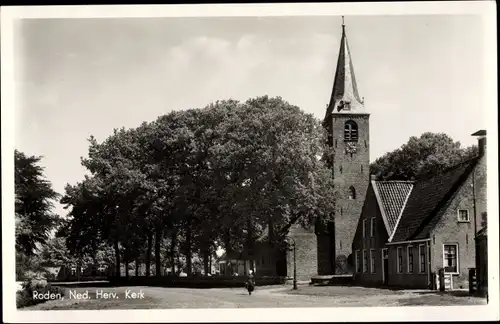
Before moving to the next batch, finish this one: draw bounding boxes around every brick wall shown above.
[287,224,318,281]
[328,113,370,274]
[352,184,390,286]
[430,155,486,290]
[387,243,430,289]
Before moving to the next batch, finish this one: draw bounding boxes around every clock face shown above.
[346,142,357,153]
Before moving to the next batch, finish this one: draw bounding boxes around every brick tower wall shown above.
[330,113,370,274]
[287,224,318,281]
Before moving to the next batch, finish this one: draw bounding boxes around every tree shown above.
[15,150,60,256]
[370,133,478,181]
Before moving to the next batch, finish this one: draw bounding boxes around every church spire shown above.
[324,17,366,123]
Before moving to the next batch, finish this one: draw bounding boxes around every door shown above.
[382,248,389,285]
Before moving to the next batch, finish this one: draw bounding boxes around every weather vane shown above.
[342,16,345,26]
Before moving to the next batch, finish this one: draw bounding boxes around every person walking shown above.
[245,270,256,295]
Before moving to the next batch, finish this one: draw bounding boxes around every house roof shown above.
[390,157,480,243]
[372,180,414,238]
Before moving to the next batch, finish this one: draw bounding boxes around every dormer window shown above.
[344,120,358,141]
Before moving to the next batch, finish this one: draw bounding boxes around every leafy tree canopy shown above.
[370,132,478,181]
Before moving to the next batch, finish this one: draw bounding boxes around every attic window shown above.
[344,120,358,141]
[457,209,470,222]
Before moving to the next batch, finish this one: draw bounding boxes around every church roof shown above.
[372,180,414,238]
[324,19,366,125]
[390,157,480,242]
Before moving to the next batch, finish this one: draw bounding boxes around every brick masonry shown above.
[430,154,486,289]
[287,224,318,281]
[385,154,486,289]
[352,184,390,285]
[319,113,370,274]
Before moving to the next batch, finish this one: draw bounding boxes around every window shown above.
[370,217,375,237]
[363,250,368,273]
[344,120,358,141]
[419,244,426,273]
[407,246,414,273]
[397,247,403,273]
[362,219,366,238]
[443,244,458,273]
[355,250,361,273]
[458,209,470,222]
[349,186,356,200]
[370,249,376,273]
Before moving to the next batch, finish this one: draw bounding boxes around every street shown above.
[22,284,486,310]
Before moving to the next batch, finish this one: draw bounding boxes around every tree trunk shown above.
[125,245,129,280]
[155,227,163,277]
[185,220,192,276]
[209,254,212,275]
[203,248,209,275]
[135,257,139,277]
[114,240,121,278]
[170,230,176,275]
[146,231,153,277]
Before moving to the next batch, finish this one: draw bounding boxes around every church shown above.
[219,19,369,281]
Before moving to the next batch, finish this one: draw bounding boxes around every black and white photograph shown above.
[2,2,498,323]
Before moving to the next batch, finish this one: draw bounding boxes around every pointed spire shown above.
[324,17,366,123]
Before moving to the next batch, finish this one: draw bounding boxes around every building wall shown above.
[476,234,488,296]
[387,242,430,289]
[287,224,318,281]
[430,156,486,290]
[328,113,370,274]
[352,184,389,286]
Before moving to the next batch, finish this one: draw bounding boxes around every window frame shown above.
[397,247,403,273]
[355,250,361,273]
[443,243,459,274]
[457,209,470,223]
[418,244,426,273]
[370,217,375,237]
[363,250,368,273]
[344,120,359,142]
[407,245,414,273]
[348,186,356,200]
[362,219,367,238]
[370,249,376,273]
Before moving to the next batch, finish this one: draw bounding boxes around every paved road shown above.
[24,285,485,310]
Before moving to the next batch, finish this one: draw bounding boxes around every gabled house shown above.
[352,130,487,290]
[352,180,413,286]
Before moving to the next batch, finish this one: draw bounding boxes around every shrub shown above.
[16,278,65,309]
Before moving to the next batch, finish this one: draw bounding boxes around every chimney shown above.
[471,130,487,157]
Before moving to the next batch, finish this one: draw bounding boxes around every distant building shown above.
[352,131,487,289]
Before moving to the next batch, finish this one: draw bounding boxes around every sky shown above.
[14,15,487,217]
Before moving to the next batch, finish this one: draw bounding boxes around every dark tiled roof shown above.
[372,181,414,237]
[390,158,479,242]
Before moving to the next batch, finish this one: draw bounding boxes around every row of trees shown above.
[59,96,337,278]
[15,95,478,280]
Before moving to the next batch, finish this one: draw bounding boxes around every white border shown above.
[2,1,498,323]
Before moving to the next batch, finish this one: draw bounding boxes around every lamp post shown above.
[285,236,297,290]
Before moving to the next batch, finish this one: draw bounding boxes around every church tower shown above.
[318,18,370,274]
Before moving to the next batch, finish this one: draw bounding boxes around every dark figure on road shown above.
[245,270,255,295]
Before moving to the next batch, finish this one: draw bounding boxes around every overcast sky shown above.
[14,15,486,217]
